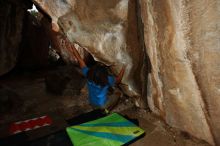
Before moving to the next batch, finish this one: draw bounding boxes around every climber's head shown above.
[87,64,109,87]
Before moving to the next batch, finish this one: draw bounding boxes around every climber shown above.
[62,39,126,111]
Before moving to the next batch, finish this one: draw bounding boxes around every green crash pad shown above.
[66,113,145,146]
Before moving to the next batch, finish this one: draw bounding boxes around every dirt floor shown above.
[0,65,211,146]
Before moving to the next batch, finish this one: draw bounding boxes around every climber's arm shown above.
[70,44,86,68]
[115,65,126,84]
[62,38,86,68]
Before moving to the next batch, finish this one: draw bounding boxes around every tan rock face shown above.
[139,0,219,145]
[33,0,219,145]
[188,1,220,145]
[33,0,147,103]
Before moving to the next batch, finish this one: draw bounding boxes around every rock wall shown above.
[139,0,219,145]
[31,0,220,145]
[33,0,147,105]
[17,13,50,68]
[0,0,31,75]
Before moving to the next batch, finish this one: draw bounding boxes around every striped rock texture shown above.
[139,0,220,145]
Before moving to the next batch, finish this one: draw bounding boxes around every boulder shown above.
[0,0,31,75]
[17,12,50,68]
[33,0,147,106]
[139,0,219,145]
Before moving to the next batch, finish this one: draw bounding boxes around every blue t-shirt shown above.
[82,67,115,107]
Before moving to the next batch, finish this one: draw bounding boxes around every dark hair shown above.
[87,64,109,87]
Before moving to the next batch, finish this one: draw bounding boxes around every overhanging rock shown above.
[33,0,147,106]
